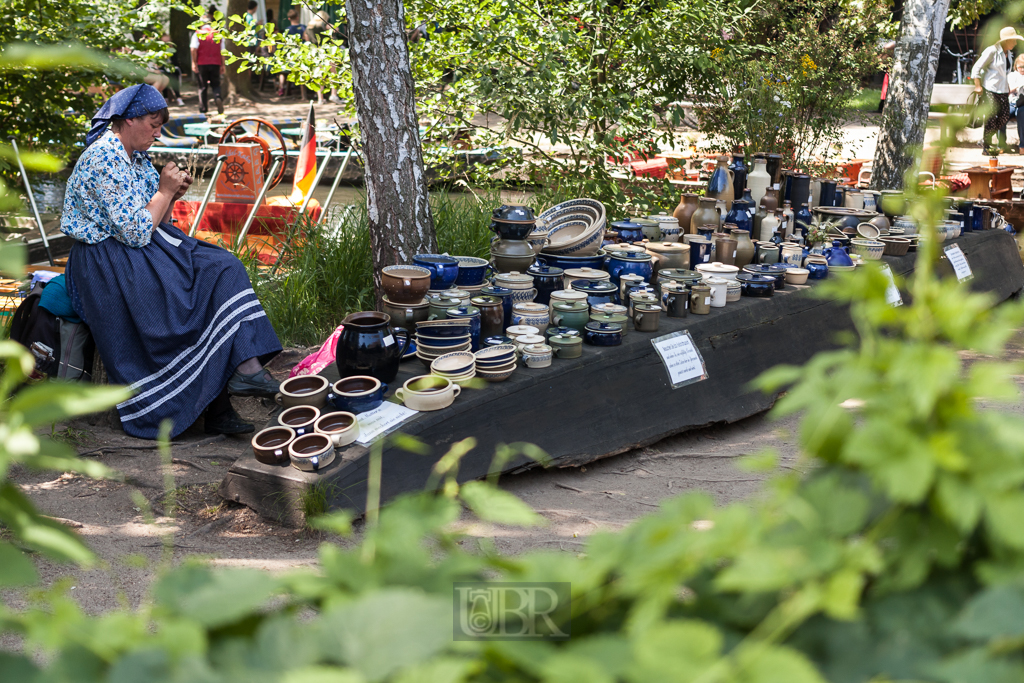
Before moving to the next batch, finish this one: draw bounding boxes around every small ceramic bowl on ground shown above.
[430,350,476,376]
[314,411,359,448]
[275,374,329,409]
[288,433,336,472]
[784,267,810,285]
[851,239,885,260]
[476,361,517,382]
[856,222,881,240]
[880,236,911,256]
[251,426,296,465]
[277,405,321,436]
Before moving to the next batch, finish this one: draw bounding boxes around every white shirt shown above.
[1009,69,1024,96]
[972,44,1014,93]
[189,31,226,50]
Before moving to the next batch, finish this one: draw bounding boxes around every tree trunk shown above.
[346,0,437,301]
[170,7,192,74]
[224,0,255,102]
[870,0,951,190]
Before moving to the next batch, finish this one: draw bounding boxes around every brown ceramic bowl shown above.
[880,236,910,257]
[278,405,321,436]
[381,265,431,304]
[251,426,296,465]
[275,374,329,409]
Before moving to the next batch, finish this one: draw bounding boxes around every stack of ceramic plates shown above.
[473,344,517,382]
[537,199,607,257]
[430,350,476,386]
[415,320,471,367]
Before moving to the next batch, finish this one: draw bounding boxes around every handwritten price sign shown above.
[943,244,973,282]
[651,330,709,389]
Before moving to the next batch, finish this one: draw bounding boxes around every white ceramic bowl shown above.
[784,267,809,285]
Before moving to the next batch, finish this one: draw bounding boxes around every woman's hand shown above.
[159,162,190,197]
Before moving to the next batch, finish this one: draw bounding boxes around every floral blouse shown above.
[60,131,159,248]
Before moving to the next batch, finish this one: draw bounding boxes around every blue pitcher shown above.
[823,240,854,267]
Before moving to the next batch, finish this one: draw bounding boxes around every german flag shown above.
[290,101,317,204]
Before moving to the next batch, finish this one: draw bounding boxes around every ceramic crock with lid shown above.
[695,261,740,281]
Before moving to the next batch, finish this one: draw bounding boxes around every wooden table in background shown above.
[963,165,1020,200]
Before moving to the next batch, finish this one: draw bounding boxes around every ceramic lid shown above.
[545,326,580,338]
[470,295,503,306]
[585,321,623,333]
[658,268,701,281]
[696,262,740,275]
[447,306,481,317]
[522,343,553,353]
[633,218,658,227]
[605,244,647,255]
[736,273,775,284]
[704,276,730,285]
[571,280,618,294]
[592,302,628,314]
[620,273,645,283]
[644,241,689,254]
[742,264,787,275]
[493,271,534,285]
[550,289,589,302]
[425,294,464,306]
[480,285,513,297]
[610,220,644,232]
[552,300,589,311]
[647,214,680,225]
[526,264,564,277]
[607,251,652,262]
[549,334,583,346]
[516,334,547,345]
[493,205,536,223]
[564,267,609,280]
[512,302,548,313]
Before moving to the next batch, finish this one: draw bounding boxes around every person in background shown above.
[190,11,225,115]
[972,26,1024,154]
[160,34,185,107]
[276,8,307,97]
[1009,55,1024,154]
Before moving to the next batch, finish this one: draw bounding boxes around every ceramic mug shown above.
[314,411,359,448]
[757,244,780,264]
[705,277,729,308]
[288,433,336,472]
[275,375,329,409]
[251,426,296,465]
[395,375,462,411]
[633,303,661,332]
[328,375,387,414]
[550,301,590,332]
[278,405,321,436]
[662,284,689,318]
[521,343,553,368]
[691,284,711,314]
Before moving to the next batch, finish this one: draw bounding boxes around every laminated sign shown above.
[943,244,973,282]
[651,330,708,389]
[880,264,903,307]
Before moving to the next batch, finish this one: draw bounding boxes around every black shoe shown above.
[215,97,224,115]
[205,406,255,435]
[227,368,280,397]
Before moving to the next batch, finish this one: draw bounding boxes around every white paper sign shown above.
[880,264,903,307]
[355,401,418,445]
[651,330,709,388]
[943,244,973,282]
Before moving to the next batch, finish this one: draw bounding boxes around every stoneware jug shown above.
[706,156,735,209]
[729,153,747,200]
[690,197,721,234]
[732,228,755,268]
[747,158,771,207]
[335,311,410,384]
[672,194,700,233]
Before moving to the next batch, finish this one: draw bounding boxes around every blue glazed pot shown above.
[819,180,837,208]
[823,240,854,267]
[584,321,623,346]
[610,220,645,243]
[606,251,653,286]
[571,279,620,307]
[446,306,482,351]
[526,264,564,306]
[696,224,717,240]
[724,199,753,235]
[737,272,775,298]
[742,263,787,290]
[480,285,515,329]
[328,375,388,414]
[536,251,607,271]
[688,238,713,269]
[806,260,829,279]
[412,254,460,290]
[454,256,493,286]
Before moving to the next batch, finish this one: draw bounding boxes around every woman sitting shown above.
[61,84,282,439]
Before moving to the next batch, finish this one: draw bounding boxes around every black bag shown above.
[964,91,986,129]
[9,285,94,381]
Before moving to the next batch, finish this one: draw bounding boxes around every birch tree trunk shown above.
[870,0,951,190]
[346,0,437,301]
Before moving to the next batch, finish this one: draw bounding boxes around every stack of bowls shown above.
[415,319,472,367]
[491,205,539,273]
[537,199,607,257]
[473,344,517,382]
[430,350,477,386]
[381,265,432,334]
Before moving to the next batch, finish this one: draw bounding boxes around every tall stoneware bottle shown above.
[729,153,748,200]
[673,194,699,234]
[747,158,771,207]
[706,156,735,210]
[781,200,794,238]
[691,197,721,233]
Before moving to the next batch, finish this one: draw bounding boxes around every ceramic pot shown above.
[480,285,515,329]
[491,205,537,239]
[526,264,564,305]
[785,267,809,285]
[549,334,583,359]
[511,302,550,334]
[732,228,755,268]
[278,405,320,437]
[590,313,630,336]
[747,158,771,207]
[610,219,645,243]
[545,326,580,340]
[764,153,783,185]
[644,241,690,280]
[704,276,729,308]
[506,324,540,339]
[251,426,295,465]
[725,279,741,303]
[743,263,787,290]
[695,261,739,281]
[657,268,702,289]
[691,198,720,234]
[617,273,646,303]
[396,375,462,411]
[823,240,854,267]
[606,251,653,287]
[661,282,689,318]
[880,236,911,256]
[492,270,534,291]
[844,191,864,209]
[536,251,607,271]
[628,291,659,317]
[288,433,335,472]
[381,296,429,334]
[729,153,748,199]
[583,321,623,346]
[549,289,590,307]
[706,155,735,209]
[513,334,546,351]
[484,335,516,348]
[691,283,712,314]
[490,220,534,240]
[632,303,661,332]
[648,214,681,242]
[426,293,465,321]
[571,279,620,307]
[805,256,829,279]
[412,254,459,290]
[714,235,737,265]
[381,265,431,304]
[275,374,329,410]
[491,239,537,273]
[454,256,493,286]
[336,312,409,384]
[724,200,753,236]
[521,343,553,369]
[737,272,775,298]
[563,267,609,289]
[471,296,506,339]
[314,411,359,448]
[688,237,713,269]
[819,179,837,208]
[328,375,387,414]
[788,174,811,210]
[862,191,878,212]
[781,243,804,266]
[673,194,700,234]
[446,305,482,351]
[757,243,780,264]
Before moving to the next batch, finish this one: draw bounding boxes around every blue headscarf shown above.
[85,84,168,147]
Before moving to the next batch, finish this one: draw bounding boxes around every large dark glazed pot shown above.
[335,311,410,384]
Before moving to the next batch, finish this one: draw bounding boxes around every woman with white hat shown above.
[972,26,1024,154]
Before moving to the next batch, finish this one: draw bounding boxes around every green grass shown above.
[850,88,883,112]
[245,188,506,347]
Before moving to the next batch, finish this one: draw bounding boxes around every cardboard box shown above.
[216,143,266,204]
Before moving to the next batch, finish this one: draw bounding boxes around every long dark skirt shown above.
[67,224,281,439]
